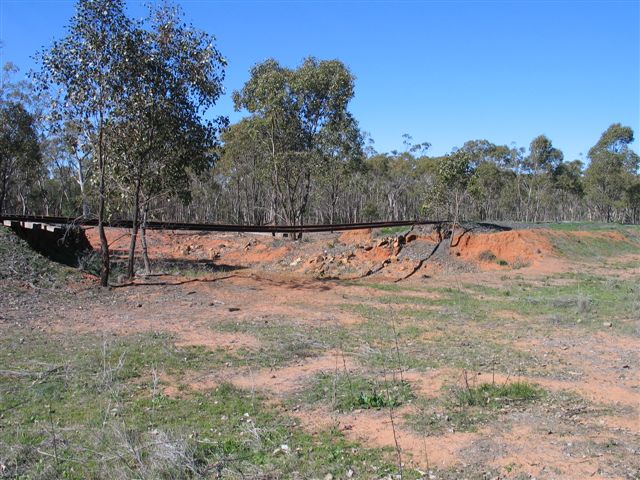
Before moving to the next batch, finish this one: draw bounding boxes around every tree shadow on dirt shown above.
[247,273,335,292]
[151,258,246,273]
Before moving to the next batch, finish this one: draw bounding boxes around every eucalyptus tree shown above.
[453,140,510,220]
[550,159,584,221]
[111,2,226,278]
[0,102,42,213]
[233,57,359,229]
[60,120,93,216]
[626,181,640,224]
[316,113,364,223]
[0,63,47,215]
[38,0,134,286]
[432,148,476,239]
[585,124,639,222]
[520,135,564,222]
[218,119,271,224]
[469,161,509,221]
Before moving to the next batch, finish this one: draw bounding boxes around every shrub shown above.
[478,250,497,262]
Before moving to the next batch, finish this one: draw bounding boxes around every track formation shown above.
[1,214,446,234]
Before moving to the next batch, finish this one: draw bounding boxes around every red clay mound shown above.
[224,243,290,264]
[451,229,554,269]
[339,228,372,245]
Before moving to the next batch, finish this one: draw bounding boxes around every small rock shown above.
[324,474,333,480]
[602,322,612,328]
[273,444,290,455]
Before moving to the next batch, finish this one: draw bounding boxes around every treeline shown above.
[1,0,639,284]
[206,128,639,226]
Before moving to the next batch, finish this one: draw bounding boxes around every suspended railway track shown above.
[1,214,446,234]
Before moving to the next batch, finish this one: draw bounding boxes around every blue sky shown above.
[1,0,638,161]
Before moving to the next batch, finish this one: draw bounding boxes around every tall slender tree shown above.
[111,2,226,278]
[38,0,133,286]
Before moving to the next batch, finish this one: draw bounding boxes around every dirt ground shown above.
[2,224,639,479]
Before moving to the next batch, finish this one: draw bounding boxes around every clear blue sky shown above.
[1,0,638,162]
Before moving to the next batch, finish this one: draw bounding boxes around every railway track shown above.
[1,214,446,234]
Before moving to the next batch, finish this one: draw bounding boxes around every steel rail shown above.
[1,214,446,234]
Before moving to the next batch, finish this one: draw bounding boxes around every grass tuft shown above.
[454,381,543,407]
[300,372,414,412]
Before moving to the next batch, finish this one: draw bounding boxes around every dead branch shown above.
[109,274,240,288]
[0,365,63,379]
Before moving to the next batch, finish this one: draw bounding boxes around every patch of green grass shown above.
[550,229,640,260]
[299,372,414,412]
[367,274,638,336]
[407,402,488,434]
[342,301,546,375]
[543,222,640,233]
[0,329,415,479]
[405,381,544,436]
[454,381,543,407]
[499,274,639,335]
[216,319,346,369]
[378,226,410,236]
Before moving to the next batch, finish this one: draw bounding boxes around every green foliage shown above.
[0,328,411,479]
[0,228,79,287]
[378,225,410,236]
[585,123,640,222]
[432,149,475,222]
[551,227,640,259]
[0,101,42,213]
[526,135,563,174]
[111,2,226,204]
[406,381,546,436]
[454,381,543,407]
[300,372,414,412]
[231,56,362,225]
